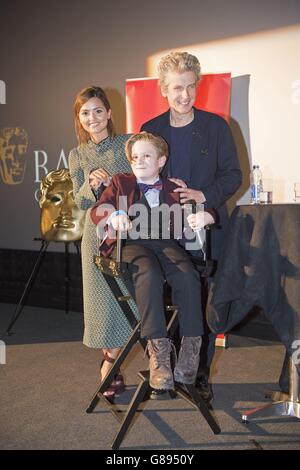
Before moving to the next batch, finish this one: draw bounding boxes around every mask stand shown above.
[6,237,81,335]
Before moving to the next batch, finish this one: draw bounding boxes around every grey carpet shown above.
[0,303,299,450]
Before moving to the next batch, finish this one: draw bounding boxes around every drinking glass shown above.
[260,178,273,204]
[294,183,300,203]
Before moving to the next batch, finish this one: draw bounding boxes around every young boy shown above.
[90,131,215,392]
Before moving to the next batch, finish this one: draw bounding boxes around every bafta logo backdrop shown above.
[0,127,28,185]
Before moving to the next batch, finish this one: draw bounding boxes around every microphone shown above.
[184,200,206,256]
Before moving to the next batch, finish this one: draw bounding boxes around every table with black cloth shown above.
[207,203,300,376]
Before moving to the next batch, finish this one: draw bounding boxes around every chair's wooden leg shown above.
[86,322,141,414]
[111,375,150,450]
[166,307,179,338]
[182,383,221,434]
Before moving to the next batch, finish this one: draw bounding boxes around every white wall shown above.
[148,25,300,203]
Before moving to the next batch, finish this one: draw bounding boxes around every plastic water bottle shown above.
[250,165,262,204]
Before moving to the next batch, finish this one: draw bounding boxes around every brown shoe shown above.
[174,336,202,384]
[147,338,174,390]
[110,374,126,396]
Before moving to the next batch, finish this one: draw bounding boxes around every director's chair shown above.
[86,230,220,450]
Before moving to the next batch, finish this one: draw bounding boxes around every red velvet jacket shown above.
[90,173,181,257]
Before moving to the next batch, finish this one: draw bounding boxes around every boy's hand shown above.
[110,214,132,231]
[187,211,214,231]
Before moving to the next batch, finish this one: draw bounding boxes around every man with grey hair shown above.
[141,51,242,402]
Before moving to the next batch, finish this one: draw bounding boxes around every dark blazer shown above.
[90,174,181,257]
[141,108,242,259]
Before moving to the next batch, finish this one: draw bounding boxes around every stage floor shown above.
[0,303,299,450]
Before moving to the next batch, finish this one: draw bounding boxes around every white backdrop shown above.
[148,25,300,204]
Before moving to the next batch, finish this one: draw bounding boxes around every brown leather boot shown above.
[147,338,174,390]
[174,336,202,384]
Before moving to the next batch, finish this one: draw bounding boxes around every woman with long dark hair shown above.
[69,86,138,400]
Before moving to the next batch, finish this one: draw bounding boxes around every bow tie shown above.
[138,180,163,194]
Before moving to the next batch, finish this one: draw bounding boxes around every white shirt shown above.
[136,178,161,208]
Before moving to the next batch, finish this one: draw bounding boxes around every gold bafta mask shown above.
[39,169,86,242]
[0,127,28,184]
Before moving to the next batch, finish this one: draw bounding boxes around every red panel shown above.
[126,73,231,133]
